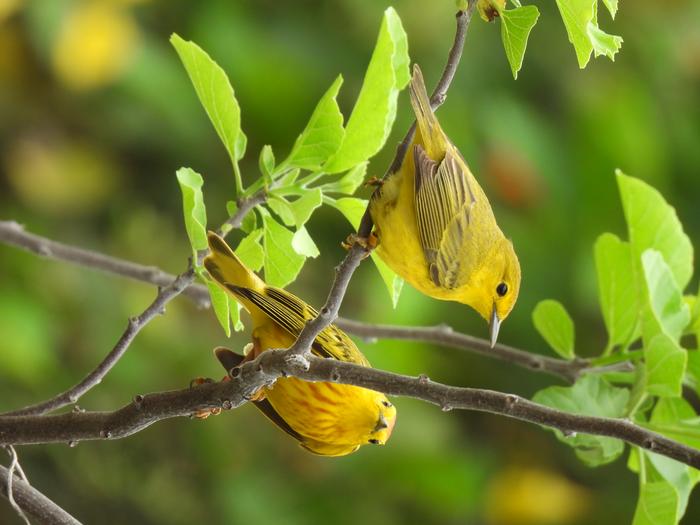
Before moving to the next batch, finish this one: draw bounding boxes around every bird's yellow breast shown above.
[253,324,379,447]
[370,147,467,303]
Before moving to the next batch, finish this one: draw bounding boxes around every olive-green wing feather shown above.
[414,145,477,289]
[224,284,370,366]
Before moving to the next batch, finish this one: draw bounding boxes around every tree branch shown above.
[1,352,697,469]
[1,456,81,525]
[1,192,265,418]
[0,221,211,308]
[335,318,593,382]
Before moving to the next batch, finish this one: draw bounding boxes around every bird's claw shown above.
[364,176,384,188]
[341,232,378,257]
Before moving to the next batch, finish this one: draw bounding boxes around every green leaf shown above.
[292,226,320,258]
[644,333,687,398]
[324,7,410,173]
[267,196,296,227]
[175,168,208,257]
[287,188,323,228]
[329,197,368,229]
[594,233,639,348]
[262,212,306,287]
[554,0,622,68]
[371,254,405,308]
[643,399,700,519]
[205,281,230,337]
[532,374,629,466]
[330,197,404,307]
[618,171,693,291]
[171,35,246,187]
[281,75,345,171]
[650,398,700,450]
[259,145,275,182]
[226,201,257,234]
[601,0,618,19]
[323,161,368,196]
[532,299,575,359]
[641,250,690,343]
[633,481,678,525]
[235,229,264,272]
[687,351,700,397]
[499,6,540,79]
[277,168,301,187]
[587,22,623,60]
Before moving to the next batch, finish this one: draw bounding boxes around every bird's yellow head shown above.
[468,237,521,347]
[366,396,397,446]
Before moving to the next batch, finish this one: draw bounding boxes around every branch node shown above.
[71,405,84,413]
[99,430,112,439]
[418,374,431,385]
[133,394,144,408]
[330,372,341,382]
[441,404,453,412]
[284,352,311,372]
[229,368,241,379]
[504,394,519,409]
[37,244,53,257]
[563,430,577,438]
[221,399,233,410]
[67,440,79,448]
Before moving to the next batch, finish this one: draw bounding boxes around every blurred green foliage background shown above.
[1,0,699,523]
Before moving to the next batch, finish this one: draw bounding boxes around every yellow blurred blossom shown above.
[485,466,591,525]
[0,0,24,24]
[51,1,140,90]
[5,136,119,215]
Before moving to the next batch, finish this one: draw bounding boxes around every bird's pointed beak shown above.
[489,308,501,348]
[373,413,388,433]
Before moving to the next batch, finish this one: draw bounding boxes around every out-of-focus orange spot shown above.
[51,1,140,91]
[484,466,591,525]
[483,144,544,210]
[5,136,119,215]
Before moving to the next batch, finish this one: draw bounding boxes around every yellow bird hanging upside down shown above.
[369,65,521,346]
[203,232,396,457]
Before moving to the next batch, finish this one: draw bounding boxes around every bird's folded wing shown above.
[414,145,476,289]
[224,284,369,366]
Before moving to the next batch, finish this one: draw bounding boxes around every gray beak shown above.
[373,413,388,432]
[489,308,501,348]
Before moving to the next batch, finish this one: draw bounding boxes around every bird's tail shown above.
[409,64,446,158]
[204,231,265,293]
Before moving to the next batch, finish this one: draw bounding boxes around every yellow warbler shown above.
[203,232,396,456]
[369,65,521,346]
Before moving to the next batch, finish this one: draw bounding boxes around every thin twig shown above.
[1,463,81,525]
[4,446,30,525]
[335,318,590,382]
[1,192,264,417]
[1,352,698,469]
[0,221,210,308]
[384,4,475,179]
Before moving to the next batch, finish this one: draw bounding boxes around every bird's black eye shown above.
[496,282,508,297]
[382,400,392,408]
[368,439,380,445]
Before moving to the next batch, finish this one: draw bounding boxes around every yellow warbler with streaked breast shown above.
[369,65,521,346]
[203,232,396,456]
